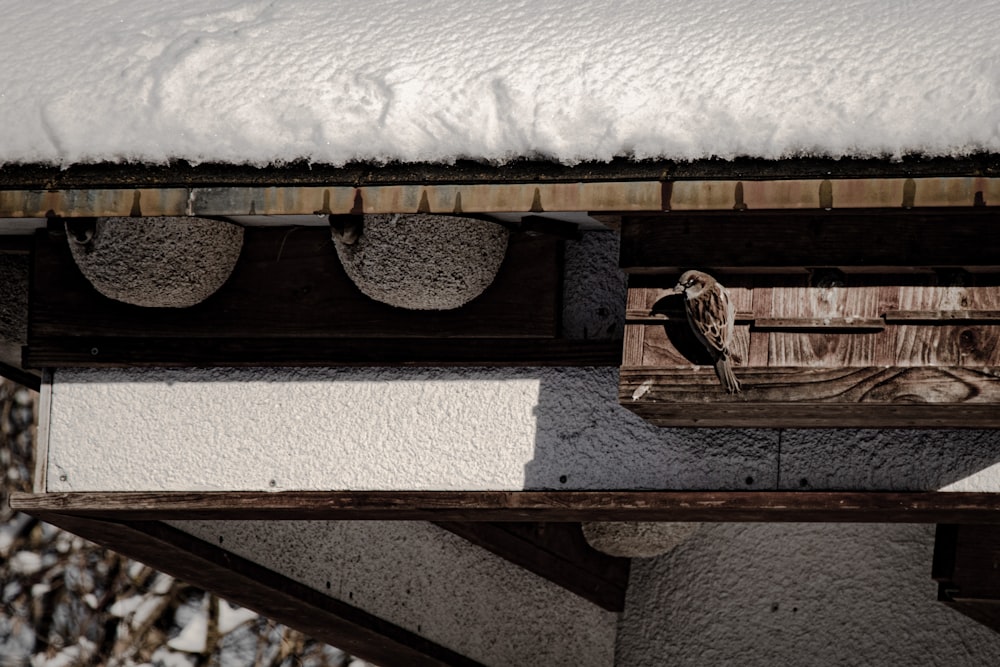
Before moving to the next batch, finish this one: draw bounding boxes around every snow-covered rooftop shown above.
[2,0,999,167]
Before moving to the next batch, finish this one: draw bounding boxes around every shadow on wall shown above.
[521,369,1000,492]
[616,523,1000,667]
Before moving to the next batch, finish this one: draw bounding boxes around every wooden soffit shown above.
[2,156,1000,217]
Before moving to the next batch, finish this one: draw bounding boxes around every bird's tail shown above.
[714,356,741,394]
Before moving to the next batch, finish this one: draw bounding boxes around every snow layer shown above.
[1,0,999,166]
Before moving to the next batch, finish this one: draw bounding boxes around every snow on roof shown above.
[2,0,999,167]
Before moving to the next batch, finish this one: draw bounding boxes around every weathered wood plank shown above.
[23,338,622,368]
[765,274,883,367]
[14,490,1000,523]
[31,513,482,667]
[620,366,1000,427]
[620,212,1000,271]
[30,226,560,340]
[435,522,630,612]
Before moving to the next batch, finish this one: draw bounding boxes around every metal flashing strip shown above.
[2,177,1000,217]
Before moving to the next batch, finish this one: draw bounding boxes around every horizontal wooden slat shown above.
[751,317,886,331]
[620,212,1000,271]
[885,310,1000,323]
[14,491,1000,523]
[620,366,1000,427]
[23,337,622,368]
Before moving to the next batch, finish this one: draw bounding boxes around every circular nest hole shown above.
[333,214,509,310]
[67,216,244,308]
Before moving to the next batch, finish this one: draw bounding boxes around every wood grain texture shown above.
[31,513,483,667]
[14,490,1000,523]
[620,366,1000,427]
[435,522,630,612]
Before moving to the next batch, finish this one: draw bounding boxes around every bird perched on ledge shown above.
[674,270,741,393]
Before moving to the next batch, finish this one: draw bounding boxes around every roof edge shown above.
[4,154,1000,189]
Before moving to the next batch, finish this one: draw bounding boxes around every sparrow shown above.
[674,270,741,393]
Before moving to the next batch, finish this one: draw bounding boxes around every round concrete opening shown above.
[333,214,509,310]
[67,216,244,308]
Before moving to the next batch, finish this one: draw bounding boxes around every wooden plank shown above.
[933,524,1000,634]
[14,490,1000,523]
[30,514,482,667]
[620,212,1000,271]
[30,226,560,340]
[435,522,630,612]
[752,318,885,331]
[620,366,1000,427]
[23,337,622,368]
[886,310,1000,322]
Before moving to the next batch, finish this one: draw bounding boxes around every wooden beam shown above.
[31,513,483,667]
[933,524,1000,634]
[1,156,997,190]
[620,212,1000,272]
[435,522,630,612]
[13,491,1000,523]
[24,337,622,368]
[620,367,1000,428]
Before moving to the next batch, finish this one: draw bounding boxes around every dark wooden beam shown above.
[933,524,1000,634]
[0,358,40,391]
[32,513,482,667]
[24,337,621,368]
[435,522,630,612]
[1,155,998,190]
[620,212,1000,272]
[13,491,1000,523]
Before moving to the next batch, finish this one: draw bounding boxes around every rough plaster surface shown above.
[779,429,1000,491]
[582,522,700,558]
[333,214,508,310]
[44,366,776,492]
[0,253,28,342]
[616,523,1000,667]
[67,216,243,308]
[562,230,626,340]
[170,519,616,667]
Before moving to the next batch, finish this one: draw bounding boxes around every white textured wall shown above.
[44,366,777,492]
[616,523,1000,667]
[170,519,617,667]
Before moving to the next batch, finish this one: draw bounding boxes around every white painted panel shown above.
[170,519,616,667]
[43,366,778,492]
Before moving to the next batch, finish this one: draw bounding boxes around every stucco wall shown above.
[168,519,616,667]
[616,523,1000,667]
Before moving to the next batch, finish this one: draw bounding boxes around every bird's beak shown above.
[673,283,684,293]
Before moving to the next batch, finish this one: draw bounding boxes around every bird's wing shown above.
[685,284,732,357]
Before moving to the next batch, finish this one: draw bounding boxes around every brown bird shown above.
[674,270,741,393]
